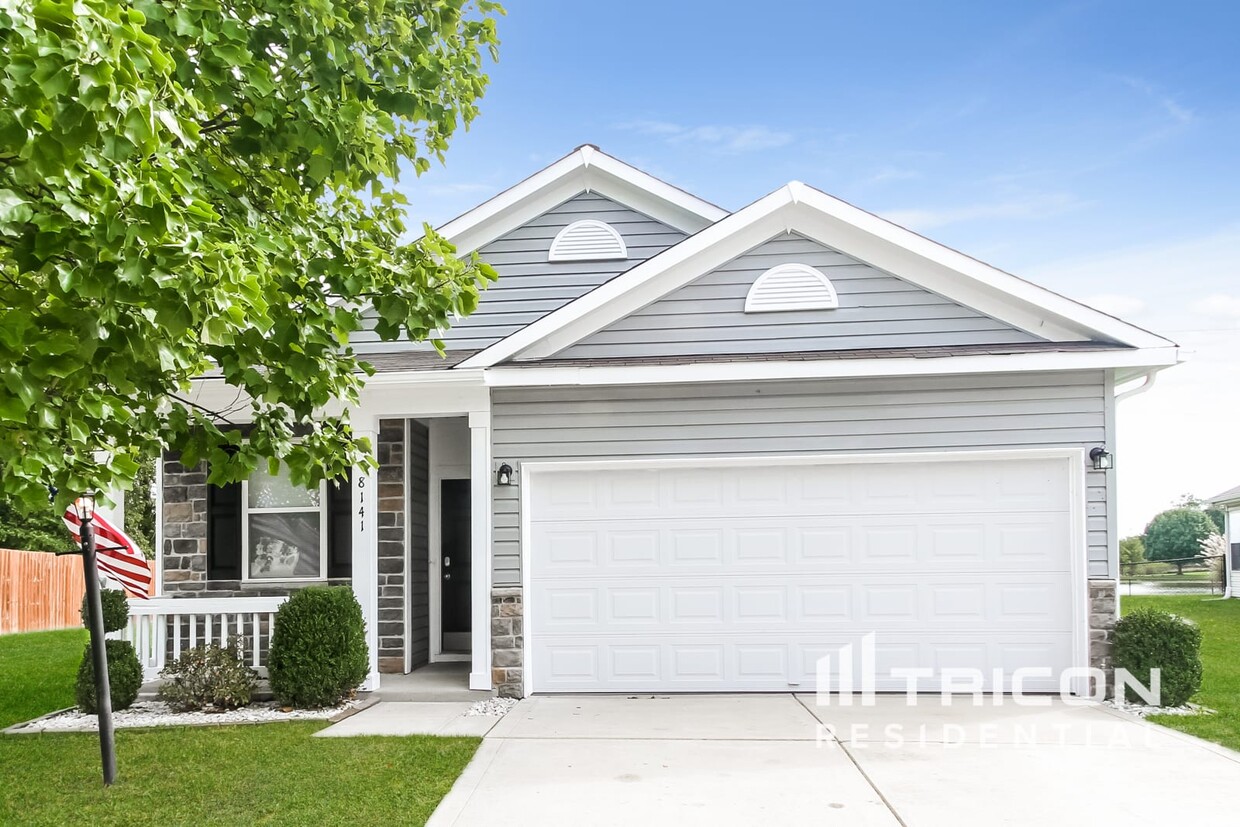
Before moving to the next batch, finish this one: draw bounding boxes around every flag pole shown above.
[80,512,118,786]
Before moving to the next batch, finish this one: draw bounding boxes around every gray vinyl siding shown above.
[353,192,686,353]
[489,371,1112,584]
[555,233,1042,360]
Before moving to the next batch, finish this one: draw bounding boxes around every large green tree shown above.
[0,1,500,512]
[1143,508,1219,562]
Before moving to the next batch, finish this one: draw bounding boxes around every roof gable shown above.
[437,145,727,253]
[554,233,1043,361]
[459,182,1176,368]
[352,192,686,354]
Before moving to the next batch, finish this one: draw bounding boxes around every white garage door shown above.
[527,455,1081,694]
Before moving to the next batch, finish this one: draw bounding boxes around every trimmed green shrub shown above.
[80,587,130,633]
[159,642,258,711]
[268,586,368,708]
[75,640,142,713]
[1113,608,1203,707]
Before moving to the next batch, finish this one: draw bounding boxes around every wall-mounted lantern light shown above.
[496,463,514,486]
[1089,447,1114,471]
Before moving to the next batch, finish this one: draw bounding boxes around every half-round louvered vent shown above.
[548,219,628,262]
[744,263,840,313]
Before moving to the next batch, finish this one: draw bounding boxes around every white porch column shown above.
[468,411,493,690]
[353,424,381,691]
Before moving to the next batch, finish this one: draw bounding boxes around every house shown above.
[1208,485,1240,598]
[146,146,1179,698]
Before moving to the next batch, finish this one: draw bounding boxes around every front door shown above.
[440,478,472,653]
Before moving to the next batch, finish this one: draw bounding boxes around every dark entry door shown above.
[441,479,472,651]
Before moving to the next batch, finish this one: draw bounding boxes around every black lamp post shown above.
[76,494,117,786]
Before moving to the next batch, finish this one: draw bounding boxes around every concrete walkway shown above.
[428,694,1240,827]
[315,702,499,738]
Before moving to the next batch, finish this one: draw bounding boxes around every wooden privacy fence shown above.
[0,548,85,634]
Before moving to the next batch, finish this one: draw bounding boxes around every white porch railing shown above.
[124,596,288,682]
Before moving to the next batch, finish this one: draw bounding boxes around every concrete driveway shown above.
[428,694,1240,826]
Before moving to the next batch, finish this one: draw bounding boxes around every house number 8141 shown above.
[357,475,365,531]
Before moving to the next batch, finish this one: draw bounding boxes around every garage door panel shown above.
[531,459,1070,521]
[535,513,1072,573]
[535,633,1074,692]
[534,574,1072,634]
[530,457,1079,693]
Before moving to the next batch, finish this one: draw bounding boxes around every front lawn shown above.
[1121,594,1240,751]
[0,629,478,826]
[0,628,87,728]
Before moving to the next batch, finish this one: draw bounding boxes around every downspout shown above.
[1114,367,1165,403]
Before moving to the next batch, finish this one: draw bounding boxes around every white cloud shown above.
[864,166,922,186]
[1025,228,1240,534]
[617,120,794,154]
[420,182,496,197]
[1082,293,1146,318]
[1188,294,1240,319]
[1115,75,1196,126]
[884,192,1085,231]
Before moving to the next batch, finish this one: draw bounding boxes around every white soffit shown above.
[458,181,1176,367]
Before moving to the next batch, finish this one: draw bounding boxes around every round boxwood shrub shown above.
[1113,607,1203,707]
[76,640,143,713]
[268,586,368,708]
[80,587,130,634]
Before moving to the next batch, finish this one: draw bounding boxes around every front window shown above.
[243,465,327,581]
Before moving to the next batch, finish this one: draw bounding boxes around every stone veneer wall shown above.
[491,587,523,698]
[160,423,411,671]
[1088,579,1118,684]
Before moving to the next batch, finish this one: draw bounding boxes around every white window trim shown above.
[240,477,330,583]
[744,262,839,313]
[548,219,628,262]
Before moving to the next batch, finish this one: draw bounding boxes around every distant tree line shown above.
[1122,494,1226,565]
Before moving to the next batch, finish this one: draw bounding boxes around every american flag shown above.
[63,503,152,599]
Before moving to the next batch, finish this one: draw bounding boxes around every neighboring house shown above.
[1208,485,1240,598]
[149,146,1179,698]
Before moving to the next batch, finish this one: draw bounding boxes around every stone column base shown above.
[491,587,524,698]
[1089,579,1118,696]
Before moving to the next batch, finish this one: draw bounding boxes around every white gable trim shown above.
[457,182,1174,368]
[437,146,727,253]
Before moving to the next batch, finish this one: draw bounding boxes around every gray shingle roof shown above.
[1208,484,1240,506]
[498,340,1129,369]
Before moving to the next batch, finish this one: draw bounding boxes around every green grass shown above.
[0,628,88,728]
[1122,594,1240,751]
[1123,570,1214,583]
[0,629,479,825]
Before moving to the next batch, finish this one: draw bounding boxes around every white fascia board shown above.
[438,146,726,254]
[790,187,1175,350]
[481,346,1180,388]
[462,182,1175,367]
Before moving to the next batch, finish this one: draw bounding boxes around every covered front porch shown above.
[148,371,495,693]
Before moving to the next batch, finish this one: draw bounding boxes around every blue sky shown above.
[402,0,1240,534]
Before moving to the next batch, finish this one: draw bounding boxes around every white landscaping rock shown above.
[466,697,518,717]
[1104,698,1212,718]
[13,699,361,733]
